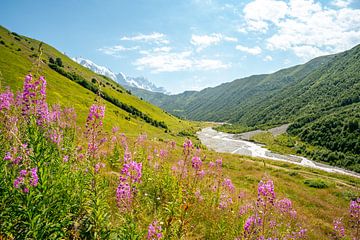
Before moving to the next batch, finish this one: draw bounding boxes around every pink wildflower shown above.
[333,218,345,238]
[257,179,276,207]
[0,87,14,111]
[147,220,163,240]
[191,156,202,170]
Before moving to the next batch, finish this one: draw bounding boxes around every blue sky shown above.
[1,0,360,93]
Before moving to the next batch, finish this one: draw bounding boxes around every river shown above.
[197,127,360,178]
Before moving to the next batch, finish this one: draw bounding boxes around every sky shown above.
[1,0,360,94]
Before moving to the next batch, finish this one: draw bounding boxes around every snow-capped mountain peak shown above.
[73,57,168,94]
[73,57,117,81]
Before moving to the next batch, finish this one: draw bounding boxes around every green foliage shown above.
[55,57,63,67]
[0,118,90,239]
[48,57,55,64]
[288,104,360,172]
[304,179,329,189]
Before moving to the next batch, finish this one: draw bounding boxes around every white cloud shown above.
[191,33,238,51]
[235,44,262,55]
[243,0,360,60]
[331,0,352,8]
[223,36,238,42]
[243,0,288,32]
[98,45,139,55]
[135,51,192,72]
[121,32,169,45]
[263,55,273,61]
[134,49,229,73]
[194,59,230,70]
[153,46,172,52]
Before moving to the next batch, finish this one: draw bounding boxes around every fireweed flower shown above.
[244,214,262,235]
[239,204,253,216]
[13,168,39,193]
[183,139,193,154]
[0,87,14,111]
[333,218,345,238]
[124,148,132,163]
[136,133,147,145]
[215,158,222,168]
[159,149,167,159]
[112,126,119,133]
[350,198,360,223]
[4,147,25,165]
[222,178,235,193]
[191,156,202,170]
[120,133,128,148]
[209,161,215,168]
[85,104,105,156]
[219,193,233,209]
[195,190,204,201]
[169,141,176,149]
[116,161,142,211]
[197,169,206,178]
[276,198,293,214]
[257,179,276,207]
[147,220,163,240]
[3,152,12,161]
[63,155,69,162]
[21,74,49,124]
[116,177,133,211]
[29,168,39,187]
[121,161,142,183]
[48,128,63,145]
[94,162,106,173]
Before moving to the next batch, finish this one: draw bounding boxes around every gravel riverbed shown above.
[197,127,360,178]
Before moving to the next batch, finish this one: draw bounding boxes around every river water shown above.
[197,127,360,178]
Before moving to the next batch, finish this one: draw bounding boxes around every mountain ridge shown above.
[73,57,169,94]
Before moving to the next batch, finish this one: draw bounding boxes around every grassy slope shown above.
[0,26,200,141]
[187,148,360,239]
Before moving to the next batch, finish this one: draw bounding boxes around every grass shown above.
[0,25,203,144]
[250,132,298,155]
[215,123,257,134]
[209,151,359,239]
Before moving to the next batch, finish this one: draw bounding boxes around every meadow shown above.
[0,72,359,239]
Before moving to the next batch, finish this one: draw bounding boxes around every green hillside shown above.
[0,25,199,141]
[131,46,360,171]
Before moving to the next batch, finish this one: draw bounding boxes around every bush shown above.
[55,57,63,67]
[304,178,329,188]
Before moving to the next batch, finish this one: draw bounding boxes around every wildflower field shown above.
[0,73,359,239]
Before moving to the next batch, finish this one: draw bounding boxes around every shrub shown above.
[304,178,329,188]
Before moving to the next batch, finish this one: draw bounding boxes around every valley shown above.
[198,127,360,178]
[0,17,359,239]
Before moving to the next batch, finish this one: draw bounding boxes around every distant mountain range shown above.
[72,57,169,94]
